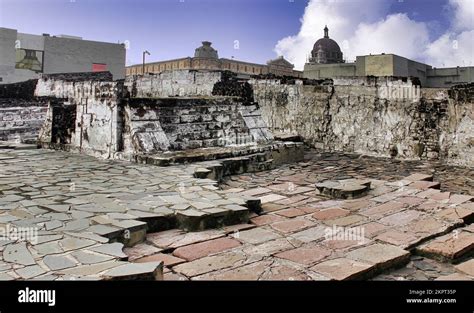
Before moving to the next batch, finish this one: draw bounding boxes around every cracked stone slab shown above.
[71,250,115,264]
[233,227,281,245]
[347,243,410,271]
[89,243,128,259]
[310,257,374,280]
[15,265,47,279]
[147,229,226,249]
[289,226,327,243]
[102,261,163,280]
[173,251,247,277]
[405,173,433,182]
[59,237,96,252]
[57,261,125,277]
[3,243,36,266]
[135,253,186,266]
[43,255,77,271]
[275,244,332,266]
[172,237,241,261]
[454,259,474,277]
[124,243,163,261]
[0,272,15,281]
[416,229,474,261]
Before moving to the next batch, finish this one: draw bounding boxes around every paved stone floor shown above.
[0,147,473,280]
[0,148,250,280]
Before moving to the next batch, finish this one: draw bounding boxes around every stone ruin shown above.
[0,69,473,282]
[12,68,471,198]
[27,70,303,180]
[1,69,472,169]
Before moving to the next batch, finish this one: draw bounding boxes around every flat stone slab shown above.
[435,273,473,280]
[454,259,474,277]
[43,255,77,271]
[89,243,128,259]
[57,261,125,277]
[172,237,241,261]
[3,243,35,266]
[416,229,474,261]
[310,258,374,280]
[405,173,433,182]
[316,179,371,199]
[135,253,186,267]
[172,252,247,277]
[102,262,163,280]
[233,227,281,245]
[71,250,115,264]
[15,265,46,279]
[147,229,226,249]
[347,243,410,271]
[123,243,163,261]
[275,244,332,265]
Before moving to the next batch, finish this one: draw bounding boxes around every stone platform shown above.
[0,148,262,280]
[0,148,472,281]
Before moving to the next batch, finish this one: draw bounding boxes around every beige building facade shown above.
[304,27,474,88]
[126,41,302,78]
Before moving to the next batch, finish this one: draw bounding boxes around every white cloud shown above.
[275,0,474,70]
[426,30,474,67]
[347,14,430,61]
[450,0,474,31]
[274,0,391,70]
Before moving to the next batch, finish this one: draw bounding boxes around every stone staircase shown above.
[124,97,273,155]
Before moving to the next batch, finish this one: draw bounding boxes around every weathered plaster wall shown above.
[442,86,474,166]
[125,70,222,98]
[250,77,473,167]
[35,71,273,158]
[36,72,123,158]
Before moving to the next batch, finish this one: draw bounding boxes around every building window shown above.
[15,48,44,73]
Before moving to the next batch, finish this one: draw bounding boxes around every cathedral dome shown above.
[309,26,344,64]
[194,41,218,59]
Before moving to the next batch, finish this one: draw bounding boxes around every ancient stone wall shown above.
[36,72,123,158]
[34,70,273,158]
[0,79,48,142]
[441,85,474,166]
[125,70,221,98]
[250,77,473,167]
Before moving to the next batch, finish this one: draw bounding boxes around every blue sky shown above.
[0,0,471,68]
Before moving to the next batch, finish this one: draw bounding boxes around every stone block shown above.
[310,258,374,280]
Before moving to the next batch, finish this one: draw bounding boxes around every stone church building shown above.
[304,26,474,88]
[126,41,302,78]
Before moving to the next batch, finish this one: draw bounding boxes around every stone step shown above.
[0,141,38,150]
[140,141,302,166]
[415,225,474,262]
[310,243,410,280]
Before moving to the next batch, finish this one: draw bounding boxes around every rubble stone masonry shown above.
[250,77,473,167]
[0,79,48,142]
[1,70,472,167]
